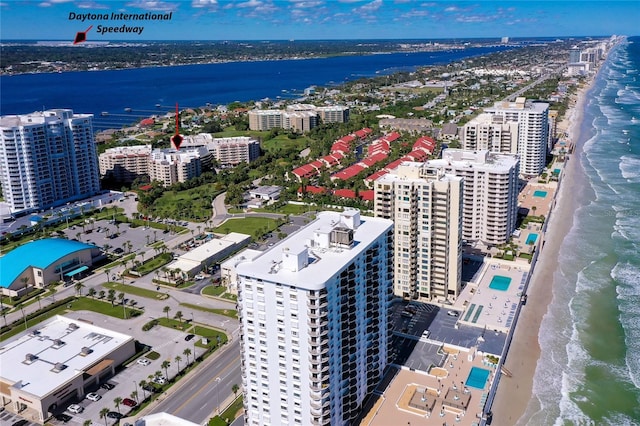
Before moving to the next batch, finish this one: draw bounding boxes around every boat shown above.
[124,107,132,112]
[155,104,161,108]
[101,111,109,116]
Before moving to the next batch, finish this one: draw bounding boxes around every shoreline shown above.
[490,73,599,423]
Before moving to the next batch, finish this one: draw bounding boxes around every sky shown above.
[0,0,638,41]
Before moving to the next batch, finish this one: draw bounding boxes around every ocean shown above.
[0,45,509,131]
[523,37,640,425]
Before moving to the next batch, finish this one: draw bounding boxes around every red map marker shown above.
[170,103,183,150]
[73,25,93,44]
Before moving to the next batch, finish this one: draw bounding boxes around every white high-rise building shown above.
[485,97,549,177]
[236,210,393,426]
[428,149,520,246]
[461,113,519,153]
[0,109,100,213]
[148,147,209,187]
[374,165,462,303]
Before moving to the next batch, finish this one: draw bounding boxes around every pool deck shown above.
[519,180,556,218]
[453,261,529,333]
[365,350,495,426]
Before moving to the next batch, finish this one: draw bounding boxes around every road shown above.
[148,339,242,424]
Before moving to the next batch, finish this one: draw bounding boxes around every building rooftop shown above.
[0,239,97,288]
[0,315,133,398]
[426,148,519,173]
[236,211,392,290]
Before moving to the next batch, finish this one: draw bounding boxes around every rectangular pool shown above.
[489,275,512,291]
[465,367,491,390]
[533,190,548,198]
[526,233,538,245]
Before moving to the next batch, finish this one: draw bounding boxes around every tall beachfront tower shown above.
[374,164,462,303]
[427,149,520,246]
[0,109,100,214]
[236,210,393,426]
[485,97,549,177]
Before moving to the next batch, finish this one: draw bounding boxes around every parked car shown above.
[101,382,115,390]
[54,413,72,423]
[85,392,101,401]
[122,398,137,407]
[107,412,123,419]
[184,334,195,341]
[137,358,151,366]
[194,274,205,280]
[152,376,166,385]
[67,404,83,414]
[447,310,459,317]
[142,384,160,393]
[12,420,29,426]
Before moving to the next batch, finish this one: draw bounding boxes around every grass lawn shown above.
[192,324,228,345]
[157,317,190,331]
[103,282,168,300]
[180,302,237,319]
[214,217,279,239]
[70,297,142,319]
[103,253,136,269]
[261,134,309,155]
[222,293,238,302]
[209,396,243,426]
[202,285,226,297]
[252,203,315,215]
[133,253,173,276]
[147,184,223,222]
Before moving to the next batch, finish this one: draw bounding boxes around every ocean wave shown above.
[619,155,640,182]
[612,262,640,389]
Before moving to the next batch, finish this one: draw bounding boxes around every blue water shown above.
[523,36,640,425]
[533,190,548,198]
[0,45,511,130]
[526,233,538,245]
[466,367,491,390]
[489,275,512,291]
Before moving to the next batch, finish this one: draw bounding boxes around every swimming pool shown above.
[489,275,512,291]
[526,233,538,245]
[533,190,548,198]
[465,367,491,389]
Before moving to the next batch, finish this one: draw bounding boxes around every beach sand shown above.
[490,80,595,424]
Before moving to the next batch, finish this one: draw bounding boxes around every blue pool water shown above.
[489,275,512,291]
[466,367,491,389]
[526,233,539,245]
[533,190,548,198]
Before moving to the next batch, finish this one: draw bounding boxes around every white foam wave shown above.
[612,262,640,389]
[619,155,640,182]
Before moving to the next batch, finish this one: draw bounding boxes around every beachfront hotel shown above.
[0,109,100,213]
[374,164,462,303]
[485,97,549,177]
[461,113,519,153]
[248,104,349,131]
[236,210,393,426]
[428,149,520,246]
[180,134,261,167]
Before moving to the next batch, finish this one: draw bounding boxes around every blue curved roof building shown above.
[1,239,98,291]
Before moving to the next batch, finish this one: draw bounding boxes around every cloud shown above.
[289,0,323,8]
[400,9,430,18]
[39,2,52,7]
[125,1,178,11]
[192,0,217,7]
[77,1,110,9]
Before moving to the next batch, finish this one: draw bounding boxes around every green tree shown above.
[232,383,239,397]
[107,289,116,306]
[139,380,148,398]
[99,408,110,426]
[175,310,183,324]
[74,281,85,296]
[113,396,122,414]
[163,305,171,319]
[161,360,171,380]
[175,355,182,373]
[183,347,192,364]
[87,287,97,298]
[130,390,138,404]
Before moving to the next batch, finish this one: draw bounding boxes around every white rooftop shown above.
[236,210,393,291]
[135,412,199,426]
[0,315,133,398]
[429,148,519,172]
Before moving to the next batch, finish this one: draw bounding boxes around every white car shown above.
[85,392,101,402]
[67,404,83,414]
[194,274,205,280]
[152,376,166,385]
[137,358,151,366]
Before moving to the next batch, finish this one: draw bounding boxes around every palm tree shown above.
[118,292,125,304]
[139,379,148,398]
[113,396,122,414]
[161,360,171,380]
[104,268,111,283]
[15,302,27,330]
[130,390,138,404]
[183,348,192,364]
[74,281,85,296]
[175,355,182,373]
[232,383,239,397]
[83,420,92,426]
[155,370,163,381]
[20,276,30,293]
[103,243,112,254]
[107,289,116,306]
[175,310,183,324]
[36,294,42,310]
[98,290,106,299]
[88,287,96,298]
[99,407,110,426]
[163,305,171,319]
